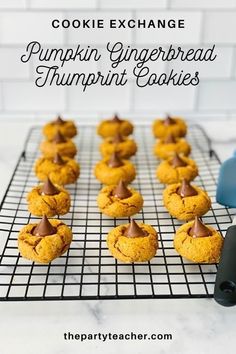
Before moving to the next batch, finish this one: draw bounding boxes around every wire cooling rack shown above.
[0,124,235,301]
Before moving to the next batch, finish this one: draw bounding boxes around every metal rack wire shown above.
[0,124,234,301]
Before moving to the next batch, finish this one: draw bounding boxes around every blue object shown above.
[216,150,236,208]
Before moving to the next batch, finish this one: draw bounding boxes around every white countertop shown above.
[0,120,236,354]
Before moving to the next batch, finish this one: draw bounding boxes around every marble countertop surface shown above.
[0,120,236,354]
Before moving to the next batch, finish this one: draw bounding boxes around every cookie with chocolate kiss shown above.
[43,116,77,139]
[163,180,211,221]
[154,134,191,159]
[28,178,71,217]
[97,181,143,217]
[97,114,133,138]
[18,217,72,263]
[106,221,158,262]
[152,116,187,139]
[40,131,77,158]
[100,133,137,159]
[35,153,80,186]
[156,154,198,184]
[95,152,136,185]
[174,217,223,263]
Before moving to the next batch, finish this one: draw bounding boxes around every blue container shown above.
[216,151,236,208]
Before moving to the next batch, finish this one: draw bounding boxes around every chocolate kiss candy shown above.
[113,180,132,199]
[55,115,65,125]
[112,132,125,143]
[53,153,65,165]
[171,153,187,168]
[108,152,123,168]
[164,134,176,144]
[189,216,212,238]
[112,114,122,123]
[53,130,67,144]
[177,179,198,198]
[32,215,56,237]
[41,177,59,196]
[124,219,146,238]
[164,115,175,126]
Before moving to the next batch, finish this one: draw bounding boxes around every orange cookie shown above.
[174,217,223,263]
[35,153,80,185]
[156,153,198,184]
[27,177,71,217]
[163,179,211,221]
[107,220,158,263]
[94,152,136,185]
[153,134,191,159]
[18,216,72,263]
[100,133,137,159]
[40,131,77,158]
[97,180,143,217]
[43,116,77,139]
[97,114,133,138]
[153,116,187,138]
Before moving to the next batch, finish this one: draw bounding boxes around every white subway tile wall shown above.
[67,12,133,45]
[135,12,202,45]
[68,84,131,111]
[0,48,30,79]
[133,84,197,111]
[3,82,66,111]
[0,0,27,9]
[30,0,97,9]
[198,81,236,110]
[99,0,168,10]
[170,0,236,9]
[0,0,235,121]
[204,12,236,44]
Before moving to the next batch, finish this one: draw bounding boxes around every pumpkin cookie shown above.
[156,153,198,184]
[18,215,73,263]
[97,114,133,138]
[163,179,211,221]
[153,115,187,138]
[35,153,80,185]
[43,115,77,140]
[107,219,158,263]
[94,152,136,185]
[99,133,137,159]
[27,177,71,217]
[174,217,223,263]
[40,131,77,158]
[153,134,191,159]
[97,180,143,217]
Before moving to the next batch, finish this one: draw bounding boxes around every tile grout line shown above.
[129,9,136,114]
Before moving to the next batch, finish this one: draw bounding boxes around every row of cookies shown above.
[94,114,158,263]
[18,116,80,263]
[153,116,223,263]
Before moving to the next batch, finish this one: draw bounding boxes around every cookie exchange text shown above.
[52,18,185,29]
